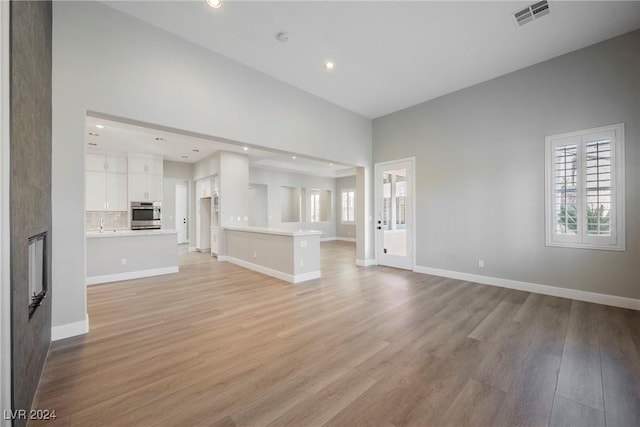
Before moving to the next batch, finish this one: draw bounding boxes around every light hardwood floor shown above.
[31,241,640,426]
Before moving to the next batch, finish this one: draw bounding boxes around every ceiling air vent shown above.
[514,0,550,26]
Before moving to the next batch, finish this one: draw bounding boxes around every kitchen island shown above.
[222,226,321,283]
[86,229,178,285]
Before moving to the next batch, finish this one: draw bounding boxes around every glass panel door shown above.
[376,160,413,269]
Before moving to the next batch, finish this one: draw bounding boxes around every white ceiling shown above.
[85,114,355,177]
[103,0,640,119]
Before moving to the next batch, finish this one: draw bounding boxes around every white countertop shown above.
[86,229,178,239]
[223,226,322,237]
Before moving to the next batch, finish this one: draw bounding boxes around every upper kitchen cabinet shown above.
[128,154,163,176]
[85,153,128,211]
[196,177,212,199]
[128,153,164,202]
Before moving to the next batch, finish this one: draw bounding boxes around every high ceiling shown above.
[85,114,355,177]
[103,0,640,119]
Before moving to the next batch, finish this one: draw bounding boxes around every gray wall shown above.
[10,1,52,423]
[336,175,357,239]
[248,184,268,227]
[86,234,177,279]
[249,167,337,239]
[373,30,640,299]
[51,1,371,331]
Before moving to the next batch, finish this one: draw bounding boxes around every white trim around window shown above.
[545,123,625,251]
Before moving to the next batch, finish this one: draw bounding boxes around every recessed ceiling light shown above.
[181,155,189,159]
[88,132,99,136]
[329,163,334,166]
[243,146,249,151]
[324,61,335,71]
[155,137,166,141]
[205,0,222,9]
[292,156,297,159]
[95,124,105,129]
[192,149,200,153]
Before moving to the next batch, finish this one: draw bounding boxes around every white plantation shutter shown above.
[545,124,624,251]
[310,193,320,223]
[583,130,616,245]
[552,138,579,242]
[341,190,355,223]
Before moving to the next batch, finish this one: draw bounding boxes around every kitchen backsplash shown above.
[86,211,129,231]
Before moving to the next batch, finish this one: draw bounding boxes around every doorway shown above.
[175,183,188,244]
[375,158,415,270]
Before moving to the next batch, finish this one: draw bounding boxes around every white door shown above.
[375,158,414,270]
[175,183,188,244]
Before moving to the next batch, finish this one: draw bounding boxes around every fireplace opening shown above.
[28,231,47,319]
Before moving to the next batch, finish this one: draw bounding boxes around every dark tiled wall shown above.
[10,1,52,425]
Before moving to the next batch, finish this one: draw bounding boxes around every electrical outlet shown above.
[253,251,257,259]
[478,259,484,268]
[300,259,304,267]
[121,258,127,266]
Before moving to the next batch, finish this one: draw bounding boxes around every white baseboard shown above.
[356,258,376,267]
[217,255,228,262]
[188,246,197,252]
[413,265,640,311]
[320,237,335,242]
[52,314,89,341]
[86,266,179,285]
[223,256,320,284]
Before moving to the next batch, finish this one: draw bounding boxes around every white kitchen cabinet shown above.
[196,177,212,198]
[128,154,163,176]
[86,171,107,211]
[85,154,128,211]
[128,173,163,202]
[128,153,164,202]
[86,154,127,173]
[105,172,128,211]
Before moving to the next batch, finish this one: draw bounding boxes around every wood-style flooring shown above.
[30,241,640,426]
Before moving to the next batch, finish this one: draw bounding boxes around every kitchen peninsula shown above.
[223,226,321,284]
[86,229,178,285]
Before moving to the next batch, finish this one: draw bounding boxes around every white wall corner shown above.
[356,259,376,267]
[292,271,321,283]
[413,265,640,311]
[51,314,89,341]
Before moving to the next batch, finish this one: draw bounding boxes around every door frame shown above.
[374,157,416,270]
[175,182,188,244]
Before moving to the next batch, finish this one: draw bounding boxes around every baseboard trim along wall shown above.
[356,259,376,267]
[86,266,179,286]
[51,314,89,341]
[224,256,321,284]
[413,265,640,311]
[319,237,356,243]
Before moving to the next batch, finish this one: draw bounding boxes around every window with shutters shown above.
[341,190,355,223]
[545,123,625,251]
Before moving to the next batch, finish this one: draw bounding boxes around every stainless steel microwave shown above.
[131,201,162,230]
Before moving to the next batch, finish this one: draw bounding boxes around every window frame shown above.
[544,123,625,251]
[341,189,355,224]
